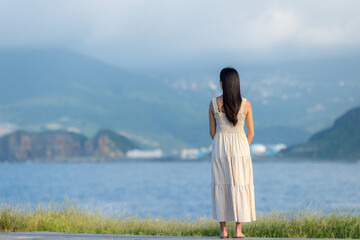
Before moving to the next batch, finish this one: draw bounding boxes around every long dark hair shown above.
[220,67,242,126]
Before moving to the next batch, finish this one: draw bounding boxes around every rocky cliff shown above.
[0,129,138,161]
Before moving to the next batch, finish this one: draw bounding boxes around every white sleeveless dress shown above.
[211,97,256,222]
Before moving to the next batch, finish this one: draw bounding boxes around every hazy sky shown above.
[1,0,360,70]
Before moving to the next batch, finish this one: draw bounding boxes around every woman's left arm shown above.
[245,100,255,145]
[209,100,216,139]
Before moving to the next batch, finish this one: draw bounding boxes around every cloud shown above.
[242,8,300,49]
[0,0,359,68]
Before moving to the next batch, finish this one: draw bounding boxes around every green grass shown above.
[0,199,359,238]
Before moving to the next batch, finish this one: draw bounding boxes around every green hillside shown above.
[0,48,207,150]
[277,106,360,160]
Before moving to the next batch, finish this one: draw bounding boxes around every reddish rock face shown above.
[84,135,125,157]
[0,129,134,161]
[0,131,85,161]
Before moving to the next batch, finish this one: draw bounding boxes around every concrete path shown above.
[0,231,355,240]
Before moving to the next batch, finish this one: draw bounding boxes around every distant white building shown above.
[126,149,163,158]
[250,143,287,156]
[266,143,287,156]
[181,148,200,159]
[200,147,208,152]
[250,144,266,156]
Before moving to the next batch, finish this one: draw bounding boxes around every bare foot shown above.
[234,230,246,238]
[220,230,229,238]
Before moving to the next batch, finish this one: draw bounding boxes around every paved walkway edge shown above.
[0,231,357,240]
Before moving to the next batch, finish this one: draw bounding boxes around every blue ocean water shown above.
[0,160,359,220]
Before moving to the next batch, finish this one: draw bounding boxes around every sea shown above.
[0,159,359,220]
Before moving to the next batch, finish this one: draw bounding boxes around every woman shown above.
[208,67,256,238]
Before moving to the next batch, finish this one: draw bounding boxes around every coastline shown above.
[0,155,359,163]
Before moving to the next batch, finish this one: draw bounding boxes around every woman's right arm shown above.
[245,100,254,145]
[209,101,216,140]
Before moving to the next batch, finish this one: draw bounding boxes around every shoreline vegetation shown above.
[0,200,359,238]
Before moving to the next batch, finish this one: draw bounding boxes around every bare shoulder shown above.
[216,95,223,106]
[209,99,214,112]
[245,98,252,107]
[244,98,252,115]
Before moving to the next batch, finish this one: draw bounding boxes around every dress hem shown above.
[212,217,257,222]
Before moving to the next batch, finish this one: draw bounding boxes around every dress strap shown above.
[239,97,247,115]
[212,98,219,114]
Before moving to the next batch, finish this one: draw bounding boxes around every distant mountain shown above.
[277,106,360,160]
[0,48,359,150]
[85,129,137,157]
[0,129,138,161]
[0,48,209,150]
